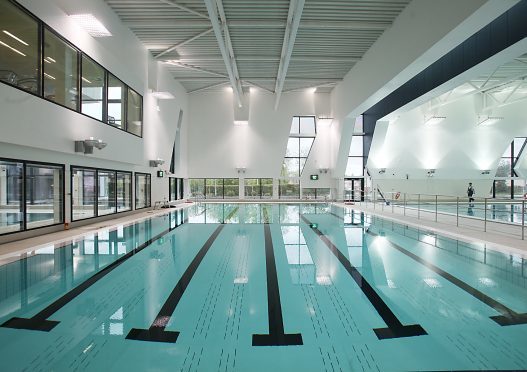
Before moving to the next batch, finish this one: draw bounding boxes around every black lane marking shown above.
[366,230,527,326]
[252,224,303,346]
[1,213,186,332]
[126,224,225,343]
[300,215,427,340]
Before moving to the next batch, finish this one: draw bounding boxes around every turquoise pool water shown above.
[0,204,526,371]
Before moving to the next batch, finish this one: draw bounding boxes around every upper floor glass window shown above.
[0,0,39,94]
[107,74,125,129]
[81,55,105,121]
[43,27,79,110]
[127,88,142,136]
[282,116,316,178]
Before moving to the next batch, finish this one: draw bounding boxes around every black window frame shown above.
[70,165,132,222]
[134,172,151,210]
[0,157,65,236]
[0,0,144,138]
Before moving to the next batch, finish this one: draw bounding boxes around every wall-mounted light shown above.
[149,158,165,167]
[74,137,107,154]
[236,167,246,174]
[378,168,386,174]
[317,117,333,127]
[234,120,248,126]
[477,115,503,126]
[151,91,175,99]
[427,169,435,177]
[481,169,491,175]
[318,168,328,174]
[69,14,112,37]
[424,115,446,125]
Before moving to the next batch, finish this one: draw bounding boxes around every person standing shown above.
[467,182,475,206]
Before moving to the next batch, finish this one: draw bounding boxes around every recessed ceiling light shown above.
[70,14,112,37]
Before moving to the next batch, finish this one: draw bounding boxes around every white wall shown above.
[367,95,527,197]
[187,88,336,188]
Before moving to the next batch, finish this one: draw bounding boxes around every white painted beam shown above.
[158,0,209,19]
[155,28,213,59]
[274,0,305,110]
[203,0,243,107]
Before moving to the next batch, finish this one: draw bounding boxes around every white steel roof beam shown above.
[204,0,243,107]
[274,0,305,109]
[155,28,213,59]
[158,0,209,19]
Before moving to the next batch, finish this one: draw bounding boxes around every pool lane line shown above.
[252,224,303,346]
[366,229,527,326]
[126,224,225,343]
[300,215,427,340]
[1,213,188,332]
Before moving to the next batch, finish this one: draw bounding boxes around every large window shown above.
[282,116,316,177]
[127,88,142,136]
[206,178,223,199]
[346,134,364,177]
[0,0,143,136]
[189,179,205,197]
[279,179,300,199]
[81,55,105,121]
[135,173,151,209]
[169,178,177,201]
[223,178,239,199]
[26,163,63,229]
[71,168,96,220]
[1,159,64,235]
[72,167,131,220]
[107,74,125,129]
[302,188,330,200]
[43,27,79,110]
[98,170,116,216]
[116,172,132,212]
[0,159,23,234]
[493,137,527,199]
[245,178,273,199]
[0,1,39,95]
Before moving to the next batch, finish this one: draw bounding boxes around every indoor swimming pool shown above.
[0,203,526,371]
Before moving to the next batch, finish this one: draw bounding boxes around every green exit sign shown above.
[157,170,164,178]
[310,174,319,180]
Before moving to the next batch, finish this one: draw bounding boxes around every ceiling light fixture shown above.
[0,40,26,56]
[3,30,28,45]
[70,14,112,37]
[317,117,333,127]
[151,91,175,99]
[424,115,446,125]
[477,115,504,126]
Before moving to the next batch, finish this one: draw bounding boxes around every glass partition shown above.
[43,27,78,110]
[97,170,116,216]
[261,178,273,198]
[135,173,151,209]
[0,1,39,94]
[0,160,23,234]
[71,168,96,220]
[169,178,177,201]
[127,88,142,136]
[81,55,105,121]
[25,163,63,229]
[107,73,125,129]
[223,178,239,199]
[206,178,223,199]
[279,179,300,199]
[116,172,131,212]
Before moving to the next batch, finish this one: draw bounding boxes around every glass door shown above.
[344,178,364,201]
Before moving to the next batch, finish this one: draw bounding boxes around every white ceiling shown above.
[105,0,411,97]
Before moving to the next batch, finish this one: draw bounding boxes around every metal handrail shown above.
[354,189,527,240]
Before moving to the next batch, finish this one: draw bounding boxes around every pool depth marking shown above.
[301,215,427,340]
[252,224,303,346]
[1,213,187,332]
[366,229,527,326]
[126,224,225,343]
